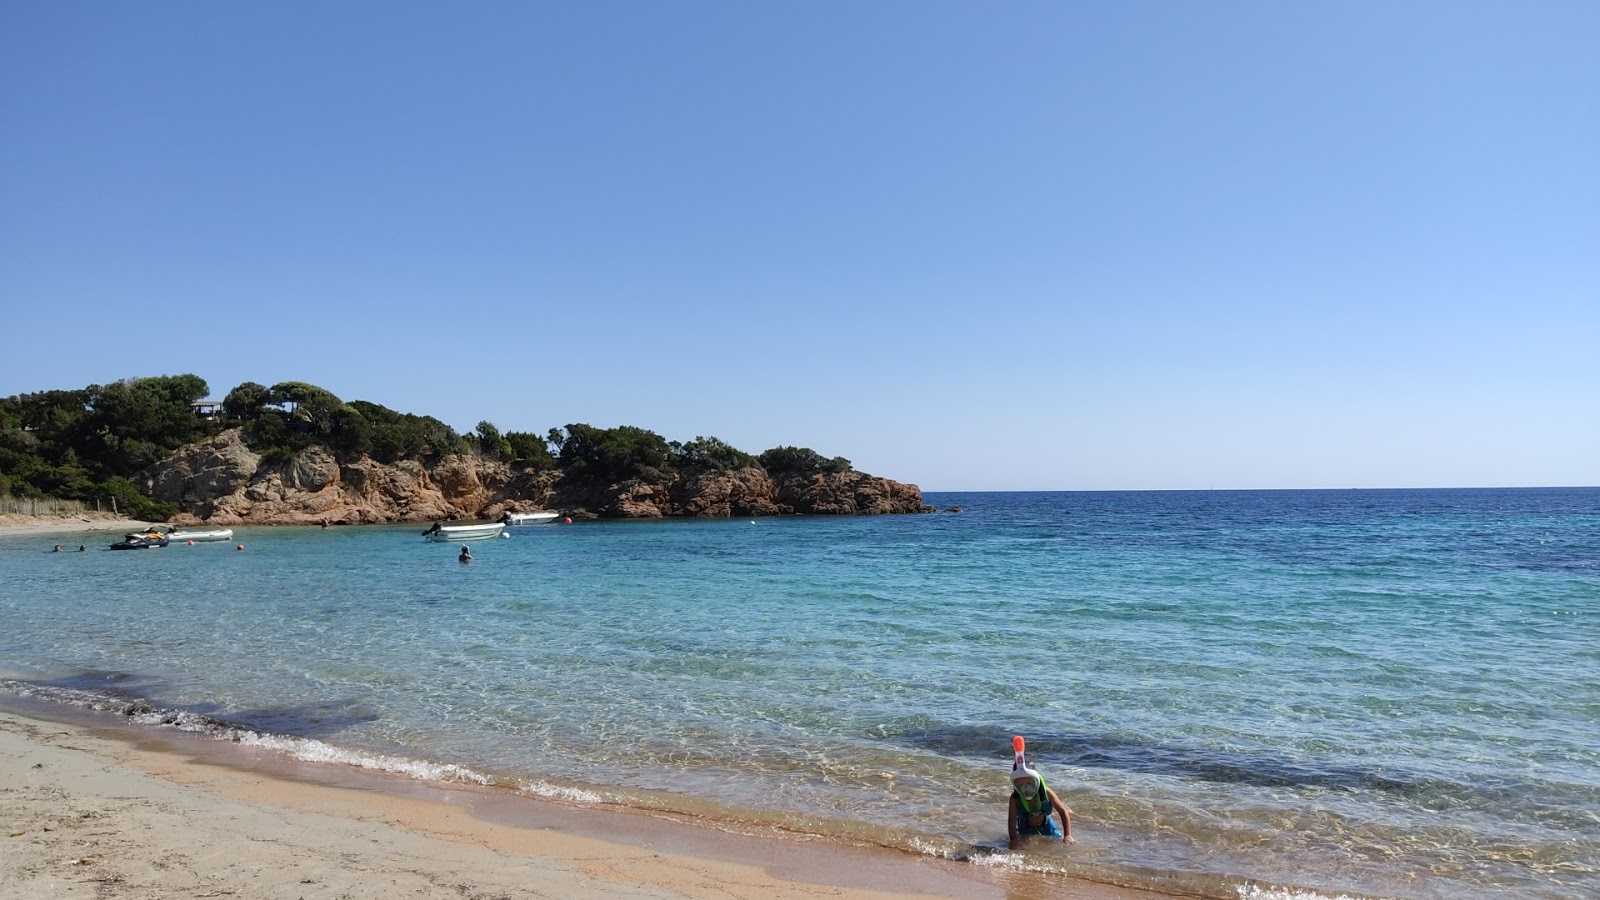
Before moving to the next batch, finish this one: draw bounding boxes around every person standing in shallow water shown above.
[1008,748,1073,849]
[458,545,472,563]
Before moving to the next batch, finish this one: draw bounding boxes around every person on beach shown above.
[458,545,472,563]
[1009,751,1073,848]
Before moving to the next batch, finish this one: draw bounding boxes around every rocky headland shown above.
[141,429,929,526]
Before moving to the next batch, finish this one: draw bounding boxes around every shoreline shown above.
[0,699,1176,900]
[0,513,153,539]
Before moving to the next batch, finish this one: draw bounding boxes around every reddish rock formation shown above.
[142,429,928,525]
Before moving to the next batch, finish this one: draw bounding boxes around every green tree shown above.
[328,405,375,460]
[671,435,756,472]
[340,401,464,462]
[222,381,272,421]
[504,431,554,466]
[268,382,343,436]
[80,375,211,475]
[99,476,178,521]
[758,446,851,476]
[242,402,316,461]
[11,389,91,461]
[556,424,673,483]
[474,420,514,461]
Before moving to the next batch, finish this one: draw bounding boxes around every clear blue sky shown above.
[3,2,1595,490]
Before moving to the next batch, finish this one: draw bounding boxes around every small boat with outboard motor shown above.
[421,521,506,542]
[110,530,170,550]
[147,524,235,542]
[169,527,234,542]
[500,511,559,526]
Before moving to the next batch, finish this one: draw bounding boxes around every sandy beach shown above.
[0,704,1168,900]
[0,514,153,540]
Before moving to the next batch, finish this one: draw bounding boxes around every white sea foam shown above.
[234,731,493,785]
[514,778,603,804]
[0,681,493,787]
[135,707,494,784]
[1237,887,1397,900]
[906,836,966,859]
[965,850,1053,873]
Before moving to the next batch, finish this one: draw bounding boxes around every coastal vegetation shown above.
[1,374,862,518]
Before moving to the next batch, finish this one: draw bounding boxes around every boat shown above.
[110,531,170,550]
[163,527,235,542]
[421,522,506,542]
[500,511,559,526]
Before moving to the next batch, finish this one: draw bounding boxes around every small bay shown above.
[3,488,1596,899]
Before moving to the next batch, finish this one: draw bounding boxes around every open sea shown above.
[2,488,1597,899]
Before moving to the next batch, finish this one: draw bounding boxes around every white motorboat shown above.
[501,511,559,525]
[165,528,235,542]
[421,522,506,542]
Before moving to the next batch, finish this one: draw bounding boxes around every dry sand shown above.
[0,514,152,539]
[0,707,1173,900]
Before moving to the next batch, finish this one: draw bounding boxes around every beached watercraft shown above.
[500,511,559,525]
[421,522,505,542]
[163,527,235,542]
[110,531,170,550]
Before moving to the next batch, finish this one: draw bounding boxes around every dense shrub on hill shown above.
[330,400,463,463]
[0,375,209,519]
[503,430,555,468]
[224,382,467,465]
[553,423,675,483]
[757,445,852,476]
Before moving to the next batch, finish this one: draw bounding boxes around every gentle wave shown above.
[0,678,491,786]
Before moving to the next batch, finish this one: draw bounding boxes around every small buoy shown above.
[563,517,572,524]
[500,532,510,539]
[187,540,194,546]
[235,544,244,551]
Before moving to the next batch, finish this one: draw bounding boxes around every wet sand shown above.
[0,705,1175,899]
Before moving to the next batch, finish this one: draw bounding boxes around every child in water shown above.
[1008,737,1073,848]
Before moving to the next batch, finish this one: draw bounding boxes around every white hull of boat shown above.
[166,528,235,542]
[503,512,559,525]
[424,523,506,542]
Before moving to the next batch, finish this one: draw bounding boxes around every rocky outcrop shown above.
[774,470,927,516]
[143,430,261,505]
[141,429,928,525]
[671,469,787,518]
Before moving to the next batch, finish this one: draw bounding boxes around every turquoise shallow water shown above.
[3,488,1597,898]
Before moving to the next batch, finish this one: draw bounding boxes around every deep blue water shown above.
[2,488,1597,899]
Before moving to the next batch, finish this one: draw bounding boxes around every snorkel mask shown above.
[1011,734,1042,798]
